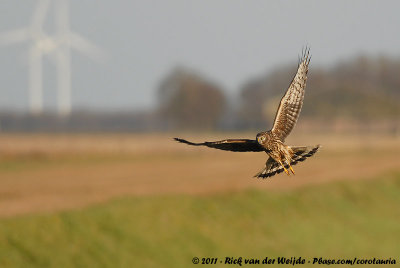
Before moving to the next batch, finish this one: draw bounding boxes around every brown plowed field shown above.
[0,133,398,217]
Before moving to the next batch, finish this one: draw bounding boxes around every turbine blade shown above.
[55,0,69,32]
[31,0,51,29]
[68,32,106,61]
[0,29,30,45]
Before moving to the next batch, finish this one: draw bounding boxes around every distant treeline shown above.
[0,111,160,132]
[0,55,399,133]
[240,55,400,128]
[157,55,399,133]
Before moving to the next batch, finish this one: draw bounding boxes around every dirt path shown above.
[0,134,398,217]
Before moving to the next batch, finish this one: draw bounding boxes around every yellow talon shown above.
[289,164,295,175]
[278,160,290,175]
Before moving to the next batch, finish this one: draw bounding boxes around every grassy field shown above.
[0,171,399,267]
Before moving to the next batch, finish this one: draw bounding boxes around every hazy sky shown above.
[0,0,399,112]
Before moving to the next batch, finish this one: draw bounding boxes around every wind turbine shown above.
[0,0,105,116]
[0,0,54,114]
[54,0,105,116]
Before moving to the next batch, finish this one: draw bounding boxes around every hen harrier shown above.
[174,48,320,179]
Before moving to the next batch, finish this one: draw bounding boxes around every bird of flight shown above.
[174,48,320,179]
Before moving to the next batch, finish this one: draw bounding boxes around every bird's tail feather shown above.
[255,145,320,179]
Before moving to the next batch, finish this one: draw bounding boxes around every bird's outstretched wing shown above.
[174,138,264,152]
[271,48,310,141]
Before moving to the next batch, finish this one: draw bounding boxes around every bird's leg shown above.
[278,159,290,175]
[285,157,295,175]
[288,163,295,175]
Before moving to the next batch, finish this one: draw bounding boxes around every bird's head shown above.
[256,132,268,145]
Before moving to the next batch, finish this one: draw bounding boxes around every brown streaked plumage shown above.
[175,47,320,179]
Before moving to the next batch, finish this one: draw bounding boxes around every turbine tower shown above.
[54,0,105,116]
[0,0,105,116]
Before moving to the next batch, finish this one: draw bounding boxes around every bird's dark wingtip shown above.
[173,137,198,146]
